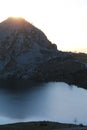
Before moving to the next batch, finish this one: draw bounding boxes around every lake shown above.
[0,81,87,125]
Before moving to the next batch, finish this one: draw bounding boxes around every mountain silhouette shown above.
[0,17,87,89]
[0,17,57,79]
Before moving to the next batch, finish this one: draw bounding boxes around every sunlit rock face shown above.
[0,17,57,79]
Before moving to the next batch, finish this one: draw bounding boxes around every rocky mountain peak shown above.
[0,17,57,51]
[6,17,26,21]
[0,17,33,31]
[0,18,86,88]
[0,17,57,79]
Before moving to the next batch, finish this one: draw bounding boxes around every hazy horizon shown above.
[0,0,87,53]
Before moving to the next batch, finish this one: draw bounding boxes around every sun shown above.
[0,0,42,23]
[0,0,87,53]
[0,0,41,26]
[0,0,32,21]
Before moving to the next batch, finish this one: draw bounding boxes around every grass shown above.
[0,121,85,130]
[72,52,87,63]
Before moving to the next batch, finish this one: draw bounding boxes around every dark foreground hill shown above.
[0,121,86,130]
[0,17,87,89]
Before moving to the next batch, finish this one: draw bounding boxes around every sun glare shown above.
[0,0,30,20]
[0,0,87,53]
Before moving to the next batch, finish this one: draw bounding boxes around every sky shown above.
[0,0,87,53]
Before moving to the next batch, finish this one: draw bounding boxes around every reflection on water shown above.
[0,81,87,125]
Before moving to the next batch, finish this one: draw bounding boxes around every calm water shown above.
[0,81,87,125]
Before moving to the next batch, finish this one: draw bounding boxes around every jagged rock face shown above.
[0,17,57,79]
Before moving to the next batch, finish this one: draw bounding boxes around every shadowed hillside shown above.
[0,121,86,130]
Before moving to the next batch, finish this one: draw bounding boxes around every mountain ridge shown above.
[0,17,87,89]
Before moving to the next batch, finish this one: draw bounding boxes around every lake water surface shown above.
[0,81,87,125]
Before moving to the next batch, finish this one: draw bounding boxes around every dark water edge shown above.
[0,121,86,130]
[0,79,87,90]
[0,79,42,90]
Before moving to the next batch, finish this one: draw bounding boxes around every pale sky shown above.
[0,0,87,53]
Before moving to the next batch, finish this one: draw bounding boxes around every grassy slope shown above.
[0,121,85,130]
[72,52,87,63]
